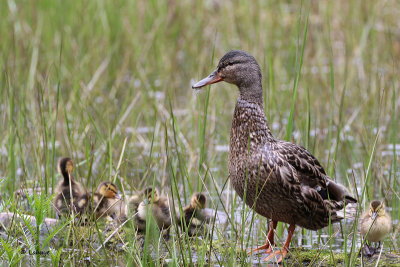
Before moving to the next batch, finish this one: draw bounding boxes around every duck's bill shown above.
[192,70,222,89]
[371,212,377,220]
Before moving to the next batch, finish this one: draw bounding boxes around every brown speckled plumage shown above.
[193,50,357,262]
[229,99,352,230]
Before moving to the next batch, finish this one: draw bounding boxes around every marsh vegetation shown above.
[0,0,399,266]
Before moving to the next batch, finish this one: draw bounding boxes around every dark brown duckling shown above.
[135,187,171,237]
[75,181,124,221]
[53,157,85,217]
[193,50,357,263]
[178,193,210,236]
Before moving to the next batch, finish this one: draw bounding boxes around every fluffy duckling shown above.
[75,181,124,221]
[178,193,210,236]
[53,157,85,217]
[128,195,141,214]
[135,187,171,237]
[127,187,152,216]
[360,200,392,256]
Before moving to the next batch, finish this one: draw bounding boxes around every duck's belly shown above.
[229,161,328,230]
[362,218,391,242]
[229,170,295,224]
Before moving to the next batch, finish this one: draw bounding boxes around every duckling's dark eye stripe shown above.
[105,185,118,194]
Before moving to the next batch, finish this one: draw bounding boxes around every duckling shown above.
[127,187,153,215]
[135,187,171,238]
[75,181,124,221]
[53,157,85,217]
[178,193,210,236]
[94,181,125,220]
[360,200,392,256]
[128,195,141,213]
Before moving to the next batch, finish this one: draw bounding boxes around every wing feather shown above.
[276,141,328,189]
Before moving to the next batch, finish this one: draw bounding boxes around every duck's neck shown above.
[230,85,274,156]
[238,80,264,105]
[62,171,74,186]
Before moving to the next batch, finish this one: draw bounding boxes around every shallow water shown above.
[2,185,397,266]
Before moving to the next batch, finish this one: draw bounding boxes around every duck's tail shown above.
[325,178,357,203]
[322,178,358,222]
[333,202,358,220]
[327,195,358,222]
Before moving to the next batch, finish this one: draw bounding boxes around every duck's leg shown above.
[362,244,374,257]
[164,227,170,240]
[373,241,382,255]
[264,224,295,263]
[247,220,277,255]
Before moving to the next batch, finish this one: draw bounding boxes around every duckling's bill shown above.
[192,70,222,89]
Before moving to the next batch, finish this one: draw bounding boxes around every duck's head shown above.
[97,182,121,200]
[58,157,74,177]
[190,193,207,209]
[192,50,262,99]
[369,200,386,220]
[142,187,159,203]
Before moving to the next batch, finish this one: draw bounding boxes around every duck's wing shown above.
[271,141,327,188]
[273,141,356,203]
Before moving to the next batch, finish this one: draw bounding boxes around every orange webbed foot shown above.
[247,243,273,255]
[248,221,277,256]
[263,224,295,263]
[263,247,288,263]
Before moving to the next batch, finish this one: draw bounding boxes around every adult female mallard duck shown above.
[360,200,392,256]
[192,50,357,262]
[75,181,124,221]
[135,187,171,238]
[53,157,85,217]
[178,193,210,236]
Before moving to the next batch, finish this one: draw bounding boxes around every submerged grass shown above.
[0,0,399,266]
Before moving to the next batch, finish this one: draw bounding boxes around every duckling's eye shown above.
[228,62,234,66]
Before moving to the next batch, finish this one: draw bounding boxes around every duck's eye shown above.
[228,62,234,66]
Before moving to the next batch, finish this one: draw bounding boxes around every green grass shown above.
[0,0,399,266]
